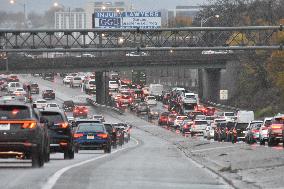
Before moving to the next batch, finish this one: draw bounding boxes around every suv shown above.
[42,89,55,100]
[0,103,49,167]
[30,83,39,94]
[73,106,88,118]
[259,117,273,145]
[38,109,74,159]
[231,122,249,143]
[83,79,96,94]
[191,120,208,137]
[267,115,284,147]
[70,76,82,88]
[62,100,75,112]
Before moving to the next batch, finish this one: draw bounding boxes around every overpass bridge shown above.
[0,26,282,104]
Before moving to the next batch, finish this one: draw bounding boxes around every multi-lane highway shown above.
[0,75,234,189]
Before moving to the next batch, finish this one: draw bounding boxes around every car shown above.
[204,107,216,116]
[33,99,48,109]
[13,87,27,96]
[180,119,192,134]
[145,95,157,106]
[129,98,142,111]
[45,103,60,110]
[222,112,236,121]
[29,83,40,94]
[93,115,105,122]
[7,82,21,93]
[174,115,188,129]
[231,122,249,143]
[195,115,206,120]
[167,114,177,127]
[245,121,263,144]
[267,115,284,147]
[190,120,209,136]
[118,91,133,107]
[38,109,74,159]
[73,106,88,118]
[42,89,55,100]
[7,75,19,82]
[73,122,111,153]
[136,102,149,114]
[62,100,75,112]
[70,76,82,88]
[42,73,54,81]
[0,103,49,167]
[148,107,160,119]
[158,112,170,125]
[104,123,118,148]
[259,117,273,145]
[203,125,215,140]
[83,79,96,94]
[63,76,74,85]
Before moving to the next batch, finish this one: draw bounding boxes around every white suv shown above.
[63,76,73,85]
[70,76,82,88]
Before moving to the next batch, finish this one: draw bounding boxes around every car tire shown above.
[75,146,79,153]
[32,146,44,168]
[64,148,75,159]
[104,144,111,153]
[260,138,265,145]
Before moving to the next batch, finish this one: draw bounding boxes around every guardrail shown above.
[86,97,124,115]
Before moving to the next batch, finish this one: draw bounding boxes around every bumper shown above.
[74,140,108,150]
[0,142,38,157]
[43,95,55,99]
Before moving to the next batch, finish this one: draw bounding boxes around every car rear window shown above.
[45,90,53,93]
[64,101,74,106]
[77,123,105,132]
[40,112,63,124]
[235,123,248,129]
[0,105,30,120]
[31,84,38,87]
[195,121,208,125]
[161,112,169,116]
[73,77,81,80]
[185,95,195,98]
[48,104,58,107]
[147,96,155,100]
[225,112,235,116]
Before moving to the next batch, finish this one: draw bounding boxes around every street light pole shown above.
[10,0,27,26]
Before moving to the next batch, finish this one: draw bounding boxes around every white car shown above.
[259,117,273,145]
[174,116,188,128]
[63,76,74,85]
[45,103,60,110]
[83,79,96,94]
[203,126,215,139]
[70,76,82,88]
[7,82,21,93]
[13,88,27,96]
[33,99,48,109]
[145,96,157,106]
[191,120,209,136]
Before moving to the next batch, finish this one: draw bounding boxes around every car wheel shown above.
[104,144,111,153]
[64,148,75,159]
[32,146,44,168]
[260,138,265,145]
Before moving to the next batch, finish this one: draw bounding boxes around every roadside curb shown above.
[86,97,124,115]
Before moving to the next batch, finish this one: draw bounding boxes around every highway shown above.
[0,75,233,189]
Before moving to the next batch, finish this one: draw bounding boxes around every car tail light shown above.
[74,109,79,113]
[183,125,189,129]
[59,122,69,129]
[271,125,282,129]
[252,129,259,133]
[97,133,108,139]
[83,109,88,112]
[74,133,83,138]
[22,121,37,129]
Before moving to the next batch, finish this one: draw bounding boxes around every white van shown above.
[236,111,254,123]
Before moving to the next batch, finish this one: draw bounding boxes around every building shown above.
[85,1,129,29]
[55,11,87,29]
[167,6,201,27]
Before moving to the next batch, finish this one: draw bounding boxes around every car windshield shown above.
[195,121,208,125]
[40,112,63,124]
[77,123,104,132]
[0,105,30,120]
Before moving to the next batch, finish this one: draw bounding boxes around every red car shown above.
[73,106,88,118]
[204,107,216,116]
[158,112,170,125]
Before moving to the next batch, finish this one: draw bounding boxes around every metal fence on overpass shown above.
[0,26,283,52]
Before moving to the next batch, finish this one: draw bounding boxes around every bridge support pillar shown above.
[199,68,221,103]
[95,71,109,105]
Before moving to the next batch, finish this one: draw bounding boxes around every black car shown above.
[231,122,249,143]
[38,109,74,159]
[104,123,117,148]
[42,73,55,81]
[42,89,55,100]
[0,103,49,167]
[62,100,75,112]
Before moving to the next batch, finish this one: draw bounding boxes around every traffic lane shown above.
[52,125,231,189]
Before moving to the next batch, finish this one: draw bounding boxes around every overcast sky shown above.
[0,0,208,13]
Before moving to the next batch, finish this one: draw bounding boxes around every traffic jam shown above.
[0,74,131,167]
[0,72,284,169]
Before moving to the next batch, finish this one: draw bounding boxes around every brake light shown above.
[73,133,83,138]
[252,129,258,133]
[83,109,88,112]
[59,122,69,129]
[97,133,108,139]
[74,109,79,113]
[22,121,37,129]
[271,125,282,129]
[183,125,189,129]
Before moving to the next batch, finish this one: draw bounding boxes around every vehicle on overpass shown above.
[0,103,49,167]
[73,122,111,153]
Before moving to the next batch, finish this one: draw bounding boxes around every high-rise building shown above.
[55,11,87,29]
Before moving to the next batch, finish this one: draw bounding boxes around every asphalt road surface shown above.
[0,75,232,189]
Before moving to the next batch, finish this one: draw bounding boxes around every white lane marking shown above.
[42,137,139,189]
[191,145,237,153]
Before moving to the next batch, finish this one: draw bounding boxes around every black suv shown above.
[62,100,75,112]
[0,103,49,167]
[104,123,117,148]
[38,109,74,159]
[30,83,40,94]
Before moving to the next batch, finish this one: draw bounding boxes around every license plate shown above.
[87,135,94,139]
[0,124,10,131]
